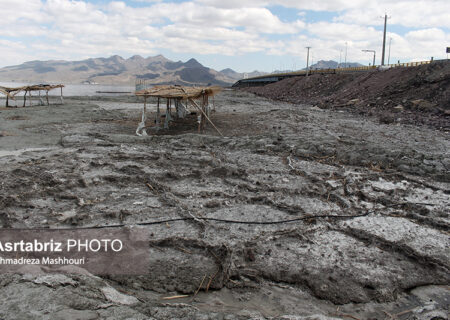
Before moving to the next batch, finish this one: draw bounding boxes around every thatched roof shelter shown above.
[0,84,65,107]
[135,85,221,100]
[134,85,223,136]
[0,84,64,98]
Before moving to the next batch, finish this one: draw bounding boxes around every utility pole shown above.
[388,37,392,65]
[339,49,342,68]
[305,46,311,76]
[381,13,391,65]
[344,42,348,68]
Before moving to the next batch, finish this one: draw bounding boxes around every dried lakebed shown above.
[0,91,449,319]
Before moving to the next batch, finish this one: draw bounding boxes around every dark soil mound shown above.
[247,60,450,130]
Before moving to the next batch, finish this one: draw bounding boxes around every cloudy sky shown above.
[1,0,449,72]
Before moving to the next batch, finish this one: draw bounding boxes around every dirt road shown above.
[0,91,448,319]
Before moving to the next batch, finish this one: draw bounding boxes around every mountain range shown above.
[0,55,266,86]
[0,56,364,86]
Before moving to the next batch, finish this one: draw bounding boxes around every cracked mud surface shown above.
[0,90,449,319]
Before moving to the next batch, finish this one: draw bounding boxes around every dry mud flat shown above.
[0,91,449,319]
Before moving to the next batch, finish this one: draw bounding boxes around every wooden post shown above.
[197,98,201,133]
[156,97,160,128]
[174,99,178,118]
[143,96,147,122]
[60,87,64,104]
[6,95,8,107]
[200,95,204,132]
[200,94,207,132]
[23,90,27,107]
[205,95,209,128]
[46,90,49,105]
[164,98,171,129]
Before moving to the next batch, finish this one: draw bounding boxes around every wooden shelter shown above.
[0,84,64,107]
[135,85,222,136]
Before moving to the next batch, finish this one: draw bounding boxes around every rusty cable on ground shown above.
[5,211,373,230]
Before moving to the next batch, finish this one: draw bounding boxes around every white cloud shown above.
[0,0,47,37]
[196,0,371,11]
[195,0,267,9]
[404,28,450,60]
[160,25,256,41]
[334,0,450,28]
[308,22,379,41]
[144,2,304,34]
[0,0,45,25]
[0,40,26,50]
[406,28,447,41]
[0,39,38,67]
[0,0,448,69]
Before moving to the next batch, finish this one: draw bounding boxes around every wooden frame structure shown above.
[135,85,222,136]
[0,84,64,107]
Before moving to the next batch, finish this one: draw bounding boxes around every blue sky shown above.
[0,0,449,72]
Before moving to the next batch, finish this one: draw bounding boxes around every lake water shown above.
[0,82,135,96]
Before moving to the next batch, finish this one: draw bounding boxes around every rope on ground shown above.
[8,210,372,230]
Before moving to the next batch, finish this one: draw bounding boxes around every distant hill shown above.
[305,60,364,70]
[220,68,268,80]
[0,55,243,86]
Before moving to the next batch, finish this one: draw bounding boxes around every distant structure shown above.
[135,79,152,92]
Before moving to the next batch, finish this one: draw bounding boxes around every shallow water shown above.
[92,101,156,110]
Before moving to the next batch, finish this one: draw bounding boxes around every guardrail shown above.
[387,60,432,68]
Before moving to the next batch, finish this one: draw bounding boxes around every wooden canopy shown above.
[0,84,65,107]
[0,84,64,98]
[134,85,223,136]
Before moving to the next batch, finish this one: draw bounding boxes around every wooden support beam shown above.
[188,98,223,137]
